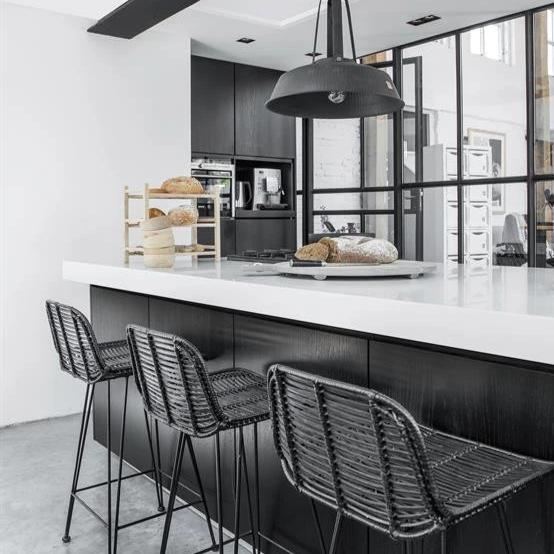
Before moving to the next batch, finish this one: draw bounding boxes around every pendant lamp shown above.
[266,0,404,119]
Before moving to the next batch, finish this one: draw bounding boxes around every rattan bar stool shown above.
[125,325,270,554]
[45,300,166,553]
[267,364,554,554]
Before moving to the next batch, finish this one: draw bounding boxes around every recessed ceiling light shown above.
[407,14,441,26]
[305,52,322,57]
[237,37,255,44]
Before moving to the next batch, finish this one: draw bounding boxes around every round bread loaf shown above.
[148,207,166,218]
[295,242,330,262]
[161,176,204,195]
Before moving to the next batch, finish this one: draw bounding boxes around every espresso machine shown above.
[252,168,285,210]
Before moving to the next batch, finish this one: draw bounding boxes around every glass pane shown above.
[534,9,554,174]
[403,187,459,263]
[469,182,529,267]
[313,215,361,235]
[536,181,554,268]
[462,17,526,178]
[364,214,394,242]
[296,195,303,247]
[313,119,360,189]
[296,118,303,190]
[313,191,394,211]
[364,67,395,187]
[402,38,457,182]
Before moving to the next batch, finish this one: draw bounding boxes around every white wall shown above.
[0,2,191,426]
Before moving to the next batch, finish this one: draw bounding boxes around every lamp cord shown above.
[344,0,357,60]
[311,0,323,63]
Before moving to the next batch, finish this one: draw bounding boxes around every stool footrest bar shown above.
[72,493,108,528]
[75,468,155,493]
[116,500,202,531]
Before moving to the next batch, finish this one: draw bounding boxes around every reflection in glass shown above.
[485,183,528,266]
[536,181,554,268]
[313,215,361,235]
[313,191,393,212]
[534,9,554,174]
[402,38,457,182]
[461,18,526,179]
[365,214,394,243]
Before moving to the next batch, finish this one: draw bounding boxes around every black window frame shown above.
[299,2,554,267]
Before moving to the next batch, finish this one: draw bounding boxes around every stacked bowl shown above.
[141,216,175,268]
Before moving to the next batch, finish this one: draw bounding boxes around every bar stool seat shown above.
[211,368,270,427]
[422,426,552,523]
[97,340,133,378]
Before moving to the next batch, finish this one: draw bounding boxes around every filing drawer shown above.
[447,231,459,256]
[466,203,489,228]
[466,184,491,202]
[446,202,458,229]
[446,186,458,202]
[465,149,490,176]
[446,148,458,177]
[466,230,489,255]
[466,254,490,272]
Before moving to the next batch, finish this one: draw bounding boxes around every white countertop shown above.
[63,258,554,366]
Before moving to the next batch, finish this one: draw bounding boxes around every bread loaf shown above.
[148,208,166,218]
[161,176,204,195]
[168,205,198,226]
[294,242,329,262]
[321,236,398,264]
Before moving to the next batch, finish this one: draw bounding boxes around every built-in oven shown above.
[191,159,235,218]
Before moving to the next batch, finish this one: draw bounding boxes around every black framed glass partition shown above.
[300,3,554,269]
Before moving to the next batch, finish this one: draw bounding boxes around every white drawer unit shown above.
[422,143,493,268]
[466,203,490,229]
[466,230,490,255]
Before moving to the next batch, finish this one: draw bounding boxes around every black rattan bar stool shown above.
[46,300,165,552]
[267,364,554,554]
[125,325,270,554]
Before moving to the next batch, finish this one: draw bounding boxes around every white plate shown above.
[264,260,437,280]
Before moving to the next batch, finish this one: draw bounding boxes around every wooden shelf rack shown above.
[124,184,221,263]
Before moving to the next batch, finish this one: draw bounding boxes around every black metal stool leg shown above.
[144,411,165,512]
[233,430,243,554]
[309,499,327,554]
[113,376,129,554]
[107,381,112,554]
[186,435,217,549]
[238,428,257,554]
[215,432,224,554]
[253,423,261,554]
[160,432,186,554]
[62,384,94,543]
[440,530,447,554]
[328,513,343,554]
[496,502,516,554]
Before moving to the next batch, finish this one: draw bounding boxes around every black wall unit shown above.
[234,64,296,159]
[198,217,236,257]
[191,57,235,156]
[235,218,296,253]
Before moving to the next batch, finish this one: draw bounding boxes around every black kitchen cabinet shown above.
[234,64,296,159]
[235,218,296,253]
[191,56,235,156]
[198,217,236,257]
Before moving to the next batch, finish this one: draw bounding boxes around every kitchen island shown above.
[64,259,554,554]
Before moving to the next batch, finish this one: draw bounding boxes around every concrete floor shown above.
[0,414,249,554]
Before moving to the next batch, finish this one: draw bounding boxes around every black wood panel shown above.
[234,315,369,554]
[88,0,200,39]
[198,217,235,256]
[368,339,554,554]
[235,64,296,159]
[191,56,235,156]
[235,218,296,253]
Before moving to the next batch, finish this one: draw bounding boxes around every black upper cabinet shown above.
[234,64,296,160]
[191,56,235,156]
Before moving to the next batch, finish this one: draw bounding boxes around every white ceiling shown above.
[5,0,550,70]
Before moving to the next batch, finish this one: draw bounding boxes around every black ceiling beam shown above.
[87,0,201,39]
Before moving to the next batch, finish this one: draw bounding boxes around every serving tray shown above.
[248,260,437,280]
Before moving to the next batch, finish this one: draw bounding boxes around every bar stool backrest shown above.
[267,364,448,540]
[46,300,105,383]
[126,325,222,438]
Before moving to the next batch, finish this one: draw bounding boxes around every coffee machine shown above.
[252,168,283,210]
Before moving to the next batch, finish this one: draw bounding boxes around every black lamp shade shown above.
[266,57,404,119]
